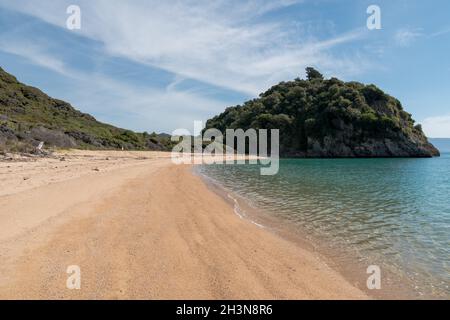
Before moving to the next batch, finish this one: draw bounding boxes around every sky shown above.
[0,0,449,137]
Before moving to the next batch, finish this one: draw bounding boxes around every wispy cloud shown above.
[0,40,70,76]
[0,38,225,133]
[0,0,377,133]
[0,0,367,96]
[394,28,423,47]
[430,27,450,37]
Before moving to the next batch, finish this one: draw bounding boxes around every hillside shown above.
[0,66,172,153]
[205,68,439,158]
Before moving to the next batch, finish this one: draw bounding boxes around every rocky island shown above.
[205,68,439,158]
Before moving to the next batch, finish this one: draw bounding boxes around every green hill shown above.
[205,68,439,158]
[0,66,173,153]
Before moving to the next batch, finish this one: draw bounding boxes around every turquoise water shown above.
[199,154,450,298]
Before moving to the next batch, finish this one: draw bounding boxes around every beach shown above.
[0,150,367,299]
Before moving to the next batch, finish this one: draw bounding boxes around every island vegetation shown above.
[205,68,439,157]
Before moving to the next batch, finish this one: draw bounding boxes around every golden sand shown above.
[0,150,367,299]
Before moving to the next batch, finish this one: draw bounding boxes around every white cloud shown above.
[422,115,450,138]
[431,27,450,37]
[394,28,423,47]
[0,39,225,133]
[0,0,375,133]
[0,40,70,76]
[0,0,367,96]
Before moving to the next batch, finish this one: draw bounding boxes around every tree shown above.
[414,124,423,132]
[305,67,324,81]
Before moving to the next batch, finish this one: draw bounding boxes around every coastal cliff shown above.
[205,68,439,158]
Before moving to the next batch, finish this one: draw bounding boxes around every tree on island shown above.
[305,67,324,81]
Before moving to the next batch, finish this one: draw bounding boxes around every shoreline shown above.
[0,150,368,299]
[194,164,427,300]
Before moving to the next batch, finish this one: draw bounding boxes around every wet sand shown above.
[0,150,367,299]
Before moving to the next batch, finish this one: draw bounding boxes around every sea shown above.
[197,143,450,299]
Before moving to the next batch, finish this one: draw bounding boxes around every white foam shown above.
[227,193,244,219]
[227,193,264,228]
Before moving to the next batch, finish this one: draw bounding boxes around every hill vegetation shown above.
[0,67,173,153]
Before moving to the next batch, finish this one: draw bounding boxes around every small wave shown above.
[198,166,265,229]
[227,193,245,219]
[227,193,265,228]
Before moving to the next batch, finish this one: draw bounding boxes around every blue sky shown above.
[0,0,449,137]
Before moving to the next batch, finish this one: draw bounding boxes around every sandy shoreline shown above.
[197,167,422,300]
[0,150,367,299]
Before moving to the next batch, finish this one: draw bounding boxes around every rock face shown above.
[205,68,440,158]
[295,122,439,158]
[303,134,438,158]
[0,66,173,152]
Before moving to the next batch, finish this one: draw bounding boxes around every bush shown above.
[414,124,423,132]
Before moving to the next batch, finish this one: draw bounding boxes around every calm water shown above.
[198,154,450,298]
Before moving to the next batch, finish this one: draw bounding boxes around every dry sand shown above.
[0,150,367,299]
